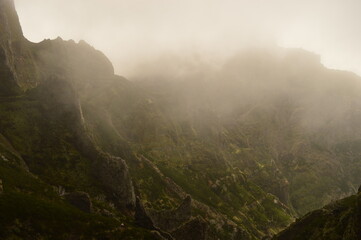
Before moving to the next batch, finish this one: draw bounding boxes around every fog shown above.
[14,0,361,77]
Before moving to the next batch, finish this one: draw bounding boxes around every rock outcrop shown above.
[0,133,28,170]
[34,74,136,211]
[64,191,93,213]
[170,217,208,240]
[0,0,39,95]
[134,197,174,240]
[149,195,192,232]
[135,195,208,239]
[135,197,156,230]
[95,154,135,209]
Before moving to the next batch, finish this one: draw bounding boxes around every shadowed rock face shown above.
[0,0,22,41]
[149,196,192,232]
[34,75,136,210]
[0,46,18,96]
[95,154,135,209]
[170,217,208,240]
[0,0,39,94]
[135,197,156,230]
[64,191,93,213]
[134,197,174,239]
[135,196,208,240]
[273,191,361,240]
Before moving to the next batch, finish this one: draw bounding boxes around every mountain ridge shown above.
[1,0,361,239]
[273,190,361,240]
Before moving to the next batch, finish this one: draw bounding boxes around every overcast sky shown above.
[14,0,361,77]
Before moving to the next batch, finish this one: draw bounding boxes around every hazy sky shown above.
[15,0,361,77]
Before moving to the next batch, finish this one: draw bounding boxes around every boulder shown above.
[64,191,93,213]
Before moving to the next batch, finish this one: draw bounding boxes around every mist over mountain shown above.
[15,0,361,76]
[1,0,361,239]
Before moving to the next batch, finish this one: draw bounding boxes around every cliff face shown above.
[0,0,39,95]
[0,1,139,238]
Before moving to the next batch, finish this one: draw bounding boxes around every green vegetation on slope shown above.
[2,1,361,239]
[273,192,361,240]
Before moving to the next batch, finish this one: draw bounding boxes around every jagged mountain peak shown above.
[0,0,39,95]
[0,0,23,40]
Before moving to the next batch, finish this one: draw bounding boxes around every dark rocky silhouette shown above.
[171,217,208,240]
[135,197,156,230]
[64,191,93,213]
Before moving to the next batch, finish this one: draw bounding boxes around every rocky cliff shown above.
[0,0,39,95]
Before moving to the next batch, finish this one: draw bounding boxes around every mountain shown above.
[1,0,361,239]
[273,189,361,240]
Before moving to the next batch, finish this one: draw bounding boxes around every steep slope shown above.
[122,49,361,215]
[0,1,292,239]
[2,0,361,239]
[273,189,361,240]
[0,0,39,95]
[0,0,146,239]
[78,47,361,238]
